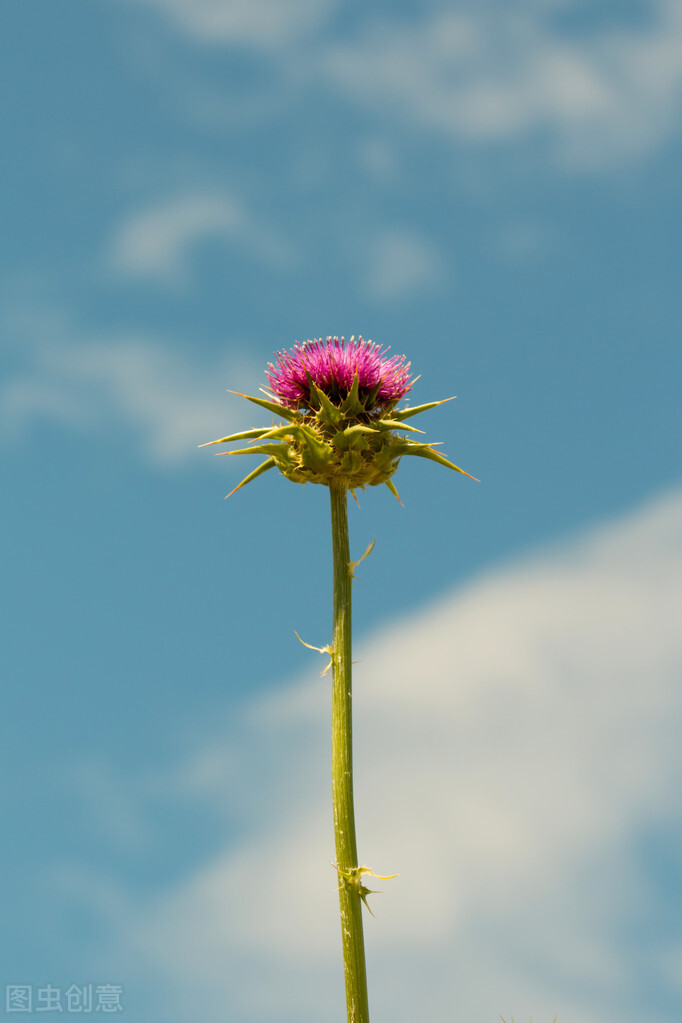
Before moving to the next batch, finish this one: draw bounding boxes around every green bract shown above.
[202,375,476,499]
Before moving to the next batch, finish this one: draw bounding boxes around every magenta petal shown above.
[266,336,413,409]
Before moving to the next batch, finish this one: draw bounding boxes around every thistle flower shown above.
[202,334,476,498]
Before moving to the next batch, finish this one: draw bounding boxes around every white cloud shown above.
[121,2,682,170]
[322,1,682,168]
[362,228,444,302]
[67,487,682,1021]
[0,311,259,465]
[492,219,554,262]
[108,191,293,283]
[357,137,399,181]
[128,0,334,48]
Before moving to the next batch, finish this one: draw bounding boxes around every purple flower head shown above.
[266,335,413,411]
[204,336,475,496]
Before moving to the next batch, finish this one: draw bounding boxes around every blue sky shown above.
[2,1,681,1021]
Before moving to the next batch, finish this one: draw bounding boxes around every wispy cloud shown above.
[128,0,334,48]
[128,1,682,171]
[62,487,682,1021]
[321,1,682,169]
[1,310,258,465]
[107,191,293,284]
[362,228,444,302]
[492,218,555,263]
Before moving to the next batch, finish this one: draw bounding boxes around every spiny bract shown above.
[201,335,476,499]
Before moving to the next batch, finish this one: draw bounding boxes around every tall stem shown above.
[329,483,370,1023]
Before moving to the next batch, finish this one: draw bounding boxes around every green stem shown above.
[329,483,370,1023]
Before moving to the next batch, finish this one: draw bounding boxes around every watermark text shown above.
[5,985,124,1014]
